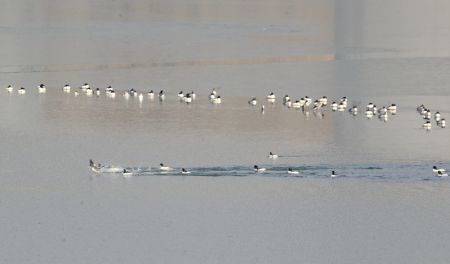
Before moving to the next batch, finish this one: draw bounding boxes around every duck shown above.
[95,88,101,96]
[331,170,337,178]
[38,84,46,93]
[423,121,432,129]
[253,165,266,173]
[148,90,155,99]
[62,84,71,93]
[292,100,301,109]
[89,159,102,173]
[108,90,115,98]
[159,90,165,101]
[85,87,93,95]
[319,96,328,106]
[178,91,184,99]
[181,168,191,175]
[349,105,358,115]
[438,118,446,128]
[266,92,276,100]
[81,83,90,90]
[366,102,374,109]
[387,104,397,111]
[183,93,192,103]
[268,152,278,159]
[433,166,447,174]
[435,112,441,121]
[129,89,137,96]
[331,101,338,111]
[159,163,171,171]
[122,169,133,177]
[437,171,449,177]
[337,102,346,111]
[18,87,26,95]
[6,85,13,93]
[248,97,257,105]
[288,168,299,175]
[283,95,290,104]
[211,96,222,104]
[365,109,374,118]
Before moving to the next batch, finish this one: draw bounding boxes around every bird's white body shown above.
[18,88,26,95]
[6,85,13,93]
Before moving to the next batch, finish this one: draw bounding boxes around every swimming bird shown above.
[148,90,155,99]
[423,121,432,130]
[89,159,102,173]
[349,105,358,115]
[211,96,222,104]
[288,168,299,175]
[292,100,301,109]
[433,166,447,174]
[159,90,165,101]
[283,95,290,104]
[435,112,441,121]
[438,118,446,128]
[6,85,13,93]
[266,92,276,100]
[319,96,328,106]
[122,168,133,177]
[253,165,266,173]
[248,97,257,105]
[337,102,346,111]
[85,87,93,96]
[366,103,374,109]
[62,84,71,93]
[437,171,449,177]
[38,84,46,93]
[81,83,90,90]
[18,87,26,95]
[95,88,101,96]
[331,101,338,111]
[183,93,192,103]
[387,104,397,111]
[159,163,171,171]
[331,170,337,178]
[268,152,278,159]
[181,168,191,175]
[178,91,184,99]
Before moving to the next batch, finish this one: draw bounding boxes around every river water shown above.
[1,1,450,263]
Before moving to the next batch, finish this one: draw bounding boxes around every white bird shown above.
[89,159,102,174]
[283,95,290,104]
[6,85,13,93]
[159,90,165,101]
[211,96,222,104]
[366,102,374,109]
[148,90,155,99]
[268,152,278,159]
[319,96,328,106]
[331,170,337,178]
[437,171,449,177]
[423,121,432,129]
[337,102,346,111]
[38,84,46,93]
[254,165,266,173]
[178,91,184,98]
[183,93,192,103]
[349,105,358,115]
[95,88,101,96]
[190,91,196,100]
[433,166,447,174]
[438,119,446,128]
[288,168,299,175]
[122,169,133,177]
[249,97,257,105]
[62,84,71,93]
[292,100,301,109]
[435,112,441,121]
[85,88,93,96]
[81,83,90,90]
[159,163,171,171]
[181,168,191,175]
[387,104,397,111]
[266,92,276,100]
[331,101,338,111]
[18,87,26,95]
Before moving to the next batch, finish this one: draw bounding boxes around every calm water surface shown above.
[1,1,450,263]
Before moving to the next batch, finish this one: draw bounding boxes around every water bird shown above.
[437,171,448,177]
[62,84,71,92]
[331,101,338,111]
[283,95,290,104]
[331,171,337,178]
[268,152,278,159]
[81,83,90,90]
[89,159,102,173]
[349,105,358,115]
[254,165,266,173]
[248,97,257,105]
[266,92,276,100]
[18,87,26,95]
[319,96,328,106]
[178,91,184,98]
[387,104,397,111]
[6,85,13,93]
[211,96,222,104]
[38,84,46,93]
[159,90,165,101]
[95,88,101,96]
[181,168,191,175]
[337,102,346,111]
[183,93,192,103]
[159,163,171,171]
[433,166,447,174]
[85,87,93,96]
[438,118,446,128]
[148,90,155,99]
[292,100,301,109]
[366,103,374,109]
[435,112,441,121]
[423,121,432,129]
[288,168,299,175]
[138,93,144,102]
[123,169,133,177]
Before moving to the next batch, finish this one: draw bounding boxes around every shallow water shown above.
[1,1,450,263]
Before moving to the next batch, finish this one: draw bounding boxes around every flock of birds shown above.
[5,82,447,130]
[4,83,447,177]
